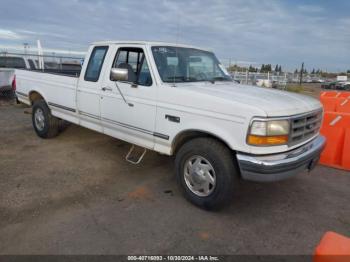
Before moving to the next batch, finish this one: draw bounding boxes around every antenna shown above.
[23,43,29,56]
[173,7,181,87]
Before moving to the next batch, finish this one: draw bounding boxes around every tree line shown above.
[228,64,283,73]
[227,64,350,75]
[294,68,323,75]
[294,68,350,76]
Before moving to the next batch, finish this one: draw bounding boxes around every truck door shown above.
[77,46,109,132]
[100,45,157,149]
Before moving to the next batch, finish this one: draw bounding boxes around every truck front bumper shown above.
[236,135,326,182]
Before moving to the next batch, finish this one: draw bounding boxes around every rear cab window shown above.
[84,46,109,82]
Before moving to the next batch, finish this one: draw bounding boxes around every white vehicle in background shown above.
[15,41,325,209]
[0,68,16,94]
[0,54,37,70]
[0,55,37,94]
[256,79,273,88]
[337,75,348,82]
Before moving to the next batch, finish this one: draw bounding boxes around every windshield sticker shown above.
[154,47,168,53]
[153,47,177,54]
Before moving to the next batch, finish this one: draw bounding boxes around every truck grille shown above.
[290,110,323,146]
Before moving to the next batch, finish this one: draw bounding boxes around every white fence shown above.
[230,71,288,88]
[230,70,327,88]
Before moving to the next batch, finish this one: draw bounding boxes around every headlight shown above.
[248,119,290,146]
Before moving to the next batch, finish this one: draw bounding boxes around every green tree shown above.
[260,64,273,73]
[227,64,248,72]
[311,68,315,74]
[275,64,279,72]
[278,65,282,73]
[263,64,271,72]
[260,64,265,72]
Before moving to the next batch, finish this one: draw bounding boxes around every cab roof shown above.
[91,40,211,51]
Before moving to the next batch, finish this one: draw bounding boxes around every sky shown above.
[0,0,349,72]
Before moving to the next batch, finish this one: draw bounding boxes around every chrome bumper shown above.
[236,136,326,182]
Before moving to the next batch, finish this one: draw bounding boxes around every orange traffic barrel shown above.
[321,91,339,98]
[336,99,350,113]
[320,97,345,112]
[338,92,350,98]
[320,112,350,170]
[343,130,350,170]
[314,231,350,262]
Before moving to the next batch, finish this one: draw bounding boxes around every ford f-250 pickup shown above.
[15,41,326,209]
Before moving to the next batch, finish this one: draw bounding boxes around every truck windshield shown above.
[152,46,232,83]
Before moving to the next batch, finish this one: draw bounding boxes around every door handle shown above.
[101,87,113,91]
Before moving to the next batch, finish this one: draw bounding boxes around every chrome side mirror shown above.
[110,68,128,82]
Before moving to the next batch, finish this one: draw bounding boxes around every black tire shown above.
[32,100,60,138]
[58,119,70,132]
[0,90,14,99]
[175,137,238,210]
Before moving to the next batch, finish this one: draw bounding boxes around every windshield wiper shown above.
[164,76,230,84]
[210,76,232,83]
[165,76,186,82]
[165,76,199,83]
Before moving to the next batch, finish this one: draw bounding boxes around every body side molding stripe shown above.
[102,117,153,135]
[48,102,76,112]
[79,111,100,120]
[15,91,28,97]
[102,117,169,140]
[47,106,169,141]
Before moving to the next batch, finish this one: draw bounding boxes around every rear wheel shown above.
[32,100,60,138]
[175,137,238,210]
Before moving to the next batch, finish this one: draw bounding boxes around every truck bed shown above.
[15,69,79,121]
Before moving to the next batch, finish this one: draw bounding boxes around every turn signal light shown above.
[248,135,288,146]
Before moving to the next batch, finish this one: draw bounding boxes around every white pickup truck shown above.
[15,41,326,209]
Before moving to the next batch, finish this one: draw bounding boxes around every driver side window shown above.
[112,48,152,86]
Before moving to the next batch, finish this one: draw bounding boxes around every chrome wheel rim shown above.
[34,108,45,131]
[184,155,216,197]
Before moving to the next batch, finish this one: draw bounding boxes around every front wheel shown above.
[175,137,238,210]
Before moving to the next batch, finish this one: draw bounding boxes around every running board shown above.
[125,145,147,165]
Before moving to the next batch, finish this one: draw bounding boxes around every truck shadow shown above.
[224,173,315,214]
[0,91,16,105]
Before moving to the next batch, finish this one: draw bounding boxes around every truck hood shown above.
[176,82,322,117]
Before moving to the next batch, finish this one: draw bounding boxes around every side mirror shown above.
[110,68,128,82]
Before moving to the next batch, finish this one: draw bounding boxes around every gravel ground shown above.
[0,96,349,255]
